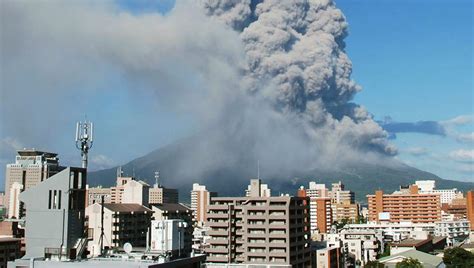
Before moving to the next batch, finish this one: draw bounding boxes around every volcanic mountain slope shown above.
[88,136,474,203]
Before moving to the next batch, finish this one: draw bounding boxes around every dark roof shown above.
[152,203,190,212]
[393,238,431,247]
[103,203,152,212]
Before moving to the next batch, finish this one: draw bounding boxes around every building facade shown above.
[149,186,179,205]
[122,180,150,207]
[205,195,311,267]
[190,183,217,226]
[367,185,441,223]
[85,186,112,206]
[467,191,474,231]
[85,203,152,257]
[20,167,87,259]
[4,150,62,219]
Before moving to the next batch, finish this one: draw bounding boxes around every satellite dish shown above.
[123,242,133,254]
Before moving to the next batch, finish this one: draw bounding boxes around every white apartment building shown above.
[307,181,328,198]
[327,229,384,265]
[415,180,459,204]
[344,222,436,242]
[435,220,470,246]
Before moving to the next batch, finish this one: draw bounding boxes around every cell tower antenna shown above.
[154,171,160,188]
[75,119,94,169]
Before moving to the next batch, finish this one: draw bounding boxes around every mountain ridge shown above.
[88,137,474,203]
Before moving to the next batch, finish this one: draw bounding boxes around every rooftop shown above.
[103,203,152,212]
[379,249,443,267]
[152,203,190,212]
[17,149,58,157]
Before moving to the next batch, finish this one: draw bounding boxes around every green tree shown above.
[365,260,384,268]
[443,247,474,268]
[395,257,423,268]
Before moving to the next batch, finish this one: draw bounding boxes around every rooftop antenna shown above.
[257,160,260,180]
[154,171,160,188]
[75,119,94,169]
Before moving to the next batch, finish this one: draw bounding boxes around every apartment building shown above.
[435,220,470,246]
[205,194,311,267]
[4,149,62,219]
[300,183,333,234]
[315,247,341,268]
[367,185,441,223]
[333,202,359,223]
[344,222,436,242]
[329,182,355,204]
[110,176,133,204]
[149,186,179,205]
[86,203,152,257]
[190,183,217,226]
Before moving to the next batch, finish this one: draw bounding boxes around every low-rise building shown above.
[344,222,435,242]
[151,203,193,258]
[326,229,383,266]
[378,248,444,268]
[150,219,187,259]
[435,220,470,246]
[85,203,152,257]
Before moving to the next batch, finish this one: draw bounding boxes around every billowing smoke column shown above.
[1,0,397,186]
[203,0,396,156]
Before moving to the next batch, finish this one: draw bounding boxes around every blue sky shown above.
[0,0,472,186]
[336,0,473,181]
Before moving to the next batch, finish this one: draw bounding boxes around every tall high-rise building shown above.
[367,185,441,223]
[4,149,62,219]
[306,181,328,198]
[315,197,333,234]
[330,181,355,204]
[205,193,311,266]
[190,183,217,226]
[467,191,474,231]
[110,176,133,203]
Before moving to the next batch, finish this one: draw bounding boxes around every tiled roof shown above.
[103,203,152,212]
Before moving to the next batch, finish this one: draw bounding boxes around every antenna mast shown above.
[75,120,94,169]
[154,171,160,188]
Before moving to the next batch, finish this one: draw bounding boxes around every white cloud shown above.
[449,149,474,163]
[456,132,474,143]
[0,137,24,159]
[90,154,115,170]
[441,115,473,126]
[403,147,428,156]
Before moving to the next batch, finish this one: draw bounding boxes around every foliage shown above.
[378,243,391,258]
[443,247,474,268]
[333,218,351,229]
[365,260,385,268]
[395,257,423,268]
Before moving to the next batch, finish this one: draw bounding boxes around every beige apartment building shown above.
[333,202,359,223]
[367,185,441,223]
[4,150,62,218]
[205,180,311,267]
[190,183,217,226]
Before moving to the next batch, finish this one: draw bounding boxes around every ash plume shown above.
[1,0,396,187]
